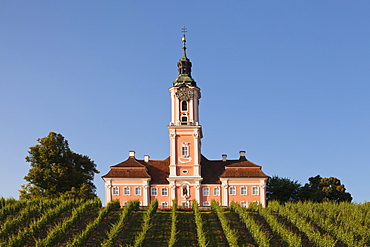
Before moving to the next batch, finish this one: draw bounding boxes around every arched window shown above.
[181,101,188,111]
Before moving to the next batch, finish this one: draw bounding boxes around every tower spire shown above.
[173,26,197,87]
[181,26,187,59]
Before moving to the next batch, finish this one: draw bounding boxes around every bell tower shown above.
[168,28,203,205]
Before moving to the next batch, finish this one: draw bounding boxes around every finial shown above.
[181,26,187,58]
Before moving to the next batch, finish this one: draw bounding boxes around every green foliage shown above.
[1,197,368,246]
[168,200,178,247]
[267,175,301,202]
[66,200,120,247]
[211,200,239,247]
[192,200,208,247]
[131,199,158,247]
[299,175,352,202]
[20,132,99,200]
[248,201,302,247]
[231,202,271,247]
[101,200,140,247]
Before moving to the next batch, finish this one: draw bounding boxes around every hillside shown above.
[0,197,369,246]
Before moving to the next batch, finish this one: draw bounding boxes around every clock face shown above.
[176,86,193,101]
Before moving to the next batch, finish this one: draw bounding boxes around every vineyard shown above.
[0,197,369,247]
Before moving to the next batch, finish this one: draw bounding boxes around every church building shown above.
[102,31,269,208]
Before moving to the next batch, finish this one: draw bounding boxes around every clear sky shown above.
[1,1,369,203]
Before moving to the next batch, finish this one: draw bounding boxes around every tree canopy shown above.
[299,175,352,202]
[266,175,301,202]
[267,175,352,203]
[20,132,99,200]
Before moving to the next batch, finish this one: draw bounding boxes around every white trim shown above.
[151,187,158,196]
[229,186,236,195]
[203,187,210,196]
[240,186,248,195]
[213,187,220,196]
[135,187,142,196]
[252,186,259,195]
[123,186,130,196]
[161,187,168,196]
[112,186,119,196]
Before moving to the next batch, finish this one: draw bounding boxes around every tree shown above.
[20,132,99,199]
[299,175,352,202]
[266,175,302,202]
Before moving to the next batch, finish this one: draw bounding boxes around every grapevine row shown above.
[230,202,271,247]
[6,199,79,247]
[35,198,101,247]
[192,200,208,247]
[268,201,337,247]
[211,200,239,247]
[131,199,158,247]
[100,200,140,247]
[168,200,178,247]
[66,199,120,247]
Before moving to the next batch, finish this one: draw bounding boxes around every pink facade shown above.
[102,33,268,208]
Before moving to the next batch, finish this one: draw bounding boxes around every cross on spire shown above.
[181,26,187,51]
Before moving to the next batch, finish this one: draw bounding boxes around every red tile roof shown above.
[220,168,268,178]
[102,168,150,178]
[102,154,268,183]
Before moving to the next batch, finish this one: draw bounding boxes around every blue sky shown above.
[1,1,369,203]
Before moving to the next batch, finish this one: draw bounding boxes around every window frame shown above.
[151,187,158,196]
[112,186,119,196]
[161,187,168,196]
[135,187,142,196]
[213,187,220,196]
[241,186,247,195]
[229,186,236,196]
[181,101,188,112]
[124,186,130,196]
[252,186,259,195]
[203,187,210,196]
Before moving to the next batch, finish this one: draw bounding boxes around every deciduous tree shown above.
[266,175,301,202]
[299,175,352,202]
[20,132,99,199]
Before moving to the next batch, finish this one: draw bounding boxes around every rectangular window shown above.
[161,202,168,208]
[229,186,236,195]
[161,187,168,196]
[203,201,210,206]
[182,146,188,157]
[241,201,248,208]
[252,186,259,195]
[241,186,247,195]
[203,187,210,196]
[151,187,157,196]
[112,187,119,195]
[124,187,130,196]
[213,187,220,196]
[135,187,142,196]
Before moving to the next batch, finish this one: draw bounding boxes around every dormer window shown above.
[181,101,188,112]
